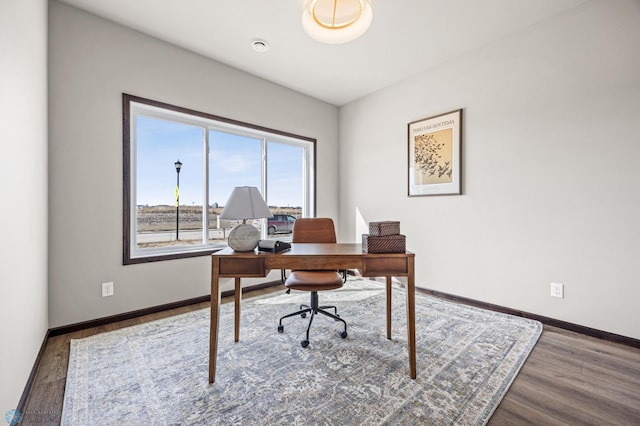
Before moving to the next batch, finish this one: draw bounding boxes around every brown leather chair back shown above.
[292,218,337,243]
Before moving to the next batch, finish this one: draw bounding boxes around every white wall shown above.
[339,0,640,339]
[48,1,339,327]
[0,0,49,412]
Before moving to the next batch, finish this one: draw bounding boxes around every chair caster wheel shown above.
[278,325,284,333]
[301,340,309,348]
[339,330,347,339]
[301,313,307,318]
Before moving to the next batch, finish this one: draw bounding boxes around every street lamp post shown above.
[175,160,182,240]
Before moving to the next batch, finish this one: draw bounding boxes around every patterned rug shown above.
[61,278,541,425]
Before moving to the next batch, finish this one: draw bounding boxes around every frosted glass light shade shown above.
[302,0,373,44]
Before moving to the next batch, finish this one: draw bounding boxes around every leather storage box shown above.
[362,234,406,253]
[369,221,400,236]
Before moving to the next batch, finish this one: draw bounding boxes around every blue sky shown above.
[136,115,303,207]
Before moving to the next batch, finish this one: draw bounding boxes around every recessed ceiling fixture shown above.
[302,0,373,44]
[251,39,269,52]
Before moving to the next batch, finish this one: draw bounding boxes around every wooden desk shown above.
[209,243,416,383]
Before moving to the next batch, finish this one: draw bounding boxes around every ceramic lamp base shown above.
[227,223,260,251]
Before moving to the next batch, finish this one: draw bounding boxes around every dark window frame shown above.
[122,93,316,264]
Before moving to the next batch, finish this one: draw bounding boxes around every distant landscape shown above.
[136,205,301,248]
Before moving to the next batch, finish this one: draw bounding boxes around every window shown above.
[123,94,315,264]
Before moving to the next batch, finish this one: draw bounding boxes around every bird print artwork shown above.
[413,128,453,185]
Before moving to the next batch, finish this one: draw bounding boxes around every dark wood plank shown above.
[489,326,640,425]
[31,335,69,384]
[489,396,570,426]
[19,380,66,425]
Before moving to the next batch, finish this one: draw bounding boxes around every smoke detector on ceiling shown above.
[251,39,269,52]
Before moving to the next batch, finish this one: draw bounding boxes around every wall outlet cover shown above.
[102,281,114,297]
[550,282,564,298]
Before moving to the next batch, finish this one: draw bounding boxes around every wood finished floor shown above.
[21,287,640,425]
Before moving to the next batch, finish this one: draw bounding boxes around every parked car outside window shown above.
[267,214,296,235]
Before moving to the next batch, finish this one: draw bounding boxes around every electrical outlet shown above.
[550,282,563,298]
[102,281,114,297]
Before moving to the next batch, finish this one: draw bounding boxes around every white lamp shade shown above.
[219,186,272,220]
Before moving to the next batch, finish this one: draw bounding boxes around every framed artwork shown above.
[408,109,462,196]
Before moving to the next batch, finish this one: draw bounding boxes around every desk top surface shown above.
[213,243,413,258]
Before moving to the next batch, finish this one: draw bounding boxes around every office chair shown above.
[277,218,348,348]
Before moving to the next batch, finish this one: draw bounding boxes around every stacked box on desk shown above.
[362,234,406,253]
[363,220,405,253]
[369,221,400,236]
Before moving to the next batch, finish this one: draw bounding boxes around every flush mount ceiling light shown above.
[302,0,373,44]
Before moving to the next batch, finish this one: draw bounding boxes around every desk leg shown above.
[209,256,221,384]
[406,256,417,379]
[234,277,241,342]
[386,277,392,340]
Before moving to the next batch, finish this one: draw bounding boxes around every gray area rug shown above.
[61,278,542,425]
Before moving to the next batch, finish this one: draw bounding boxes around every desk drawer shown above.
[361,257,408,276]
[219,257,267,277]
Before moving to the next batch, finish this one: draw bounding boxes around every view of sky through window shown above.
[136,116,304,208]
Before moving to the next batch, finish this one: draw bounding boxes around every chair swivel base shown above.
[278,291,348,348]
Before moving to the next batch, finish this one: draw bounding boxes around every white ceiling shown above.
[57,0,588,106]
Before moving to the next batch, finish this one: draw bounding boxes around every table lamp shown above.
[220,186,272,251]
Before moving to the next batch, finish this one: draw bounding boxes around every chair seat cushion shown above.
[284,271,344,291]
